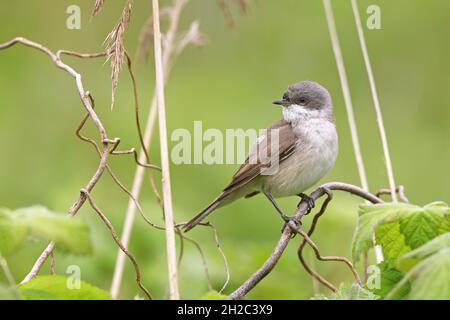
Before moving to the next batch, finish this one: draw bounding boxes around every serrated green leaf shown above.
[408,249,450,300]
[18,275,111,300]
[387,248,450,300]
[352,203,413,262]
[200,290,229,300]
[399,210,448,249]
[398,233,450,272]
[0,206,92,256]
[352,202,450,263]
[375,223,410,262]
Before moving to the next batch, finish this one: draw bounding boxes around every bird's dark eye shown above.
[282,92,289,100]
[299,97,306,104]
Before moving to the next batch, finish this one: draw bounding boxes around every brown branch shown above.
[204,222,230,293]
[74,99,220,297]
[81,189,153,300]
[49,251,56,275]
[375,185,409,203]
[297,229,362,289]
[296,188,362,291]
[229,182,382,300]
[0,38,111,284]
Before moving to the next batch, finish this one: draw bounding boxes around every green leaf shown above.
[371,262,410,299]
[352,202,450,263]
[375,223,410,262]
[312,283,379,300]
[18,275,111,300]
[387,248,450,300]
[0,206,92,255]
[398,233,450,272]
[0,208,28,255]
[200,290,229,300]
[0,284,22,300]
[352,203,414,262]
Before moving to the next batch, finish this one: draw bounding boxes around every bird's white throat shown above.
[282,104,326,125]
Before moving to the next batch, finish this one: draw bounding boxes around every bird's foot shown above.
[297,193,315,215]
[281,216,301,238]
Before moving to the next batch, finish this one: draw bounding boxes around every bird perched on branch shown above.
[183,81,338,232]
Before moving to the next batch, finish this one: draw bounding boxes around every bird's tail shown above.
[183,194,226,232]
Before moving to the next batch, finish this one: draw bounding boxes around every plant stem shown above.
[152,0,179,300]
[351,0,397,202]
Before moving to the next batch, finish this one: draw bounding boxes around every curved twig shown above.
[0,38,110,284]
[81,189,153,300]
[376,185,409,203]
[229,182,382,300]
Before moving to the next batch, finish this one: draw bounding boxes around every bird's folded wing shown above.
[222,119,297,195]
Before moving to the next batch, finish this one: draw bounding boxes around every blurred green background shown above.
[0,0,449,299]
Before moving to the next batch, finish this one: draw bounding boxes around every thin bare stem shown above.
[298,229,362,288]
[82,189,153,300]
[152,0,179,299]
[376,186,409,203]
[0,255,22,299]
[182,234,213,291]
[206,223,230,294]
[322,0,369,193]
[49,251,56,275]
[323,0,384,264]
[110,0,190,298]
[351,0,398,202]
[0,38,110,284]
[296,237,338,293]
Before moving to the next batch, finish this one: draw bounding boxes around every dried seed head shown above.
[105,0,133,110]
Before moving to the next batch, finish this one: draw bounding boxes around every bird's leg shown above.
[297,192,315,215]
[264,192,289,221]
[263,192,300,237]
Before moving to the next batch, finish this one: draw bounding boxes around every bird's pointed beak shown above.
[272,99,289,106]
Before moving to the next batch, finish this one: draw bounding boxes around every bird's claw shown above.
[281,216,301,238]
[297,193,315,215]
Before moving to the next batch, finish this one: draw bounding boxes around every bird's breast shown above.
[262,119,338,197]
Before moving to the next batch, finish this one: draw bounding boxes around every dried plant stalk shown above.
[151,0,179,300]
[351,0,398,202]
[92,0,106,16]
[322,0,384,265]
[111,0,205,299]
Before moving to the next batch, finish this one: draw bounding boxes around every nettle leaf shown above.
[18,275,111,300]
[398,233,450,272]
[352,202,450,263]
[0,206,92,256]
[386,248,450,300]
[375,223,410,262]
[200,290,229,300]
[352,203,414,262]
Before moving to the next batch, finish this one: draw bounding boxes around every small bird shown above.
[183,81,338,232]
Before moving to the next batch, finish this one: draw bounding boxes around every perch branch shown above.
[229,182,382,300]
